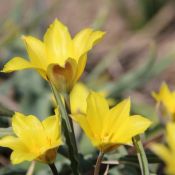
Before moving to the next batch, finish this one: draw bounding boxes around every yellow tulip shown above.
[71,91,151,152]
[0,110,62,164]
[2,19,105,92]
[150,122,175,175]
[152,82,175,120]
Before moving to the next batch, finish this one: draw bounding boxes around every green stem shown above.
[133,135,150,175]
[94,151,104,175]
[50,82,79,175]
[63,92,78,152]
[49,163,59,175]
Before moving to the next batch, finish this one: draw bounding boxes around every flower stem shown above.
[94,151,104,175]
[50,82,80,175]
[49,163,59,175]
[133,135,150,175]
[26,161,35,175]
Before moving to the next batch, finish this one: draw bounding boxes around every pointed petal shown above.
[125,115,151,138]
[12,112,47,149]
[1,57,37,73]
[73,28,105,59]
[42,109,62,147]
[0,136,36,164]
[74,54,87,82]
[86,92,109,134]
[106,98,130,134]
[22,36,47,69]
[0,136,27,151]
[44,19,73,66]
[11,150,36,164]
[111,115,151,144]
[70,83,89,114]
[110,98,130,118]
[71,113,94,140]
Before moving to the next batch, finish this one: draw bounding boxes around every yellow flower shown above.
[0,110,62,164]
[70,83,115,114]
[71,91,151,152]
[150,122,175,175]
[2,19,105,92]
[152,82,175,119]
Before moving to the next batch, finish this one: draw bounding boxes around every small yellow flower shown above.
[71,91,151,152]
[150,122,175,175]
[2,19,105,92]
[152,82,175,119]
[70,83,115,114]
[0,110,62,164]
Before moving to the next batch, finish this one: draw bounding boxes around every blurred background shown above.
[0,0,175,174]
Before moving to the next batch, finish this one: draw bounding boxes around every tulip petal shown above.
[0,136,37,164]
[42,110,62,147]
[111,115,151,143]
[11,150,36,164]
[22,36,47,69]
[126,115,151,138]
[74,54,87,82]
[71,113,94,140]
[108,100,149,145]
[44,19,73,66]
[1,57,37,73]
[106,99,130,135]
[12,112,47,149]
[0,136,27,151]
[70,83,89,114]
[86,92,109,134]
[73,28,105,59]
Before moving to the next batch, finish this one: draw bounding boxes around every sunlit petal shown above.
[70,83,89,114]
[44,19,73,66]
[22,36,47,69]
[2,57,38,73]
[73,28,105,59]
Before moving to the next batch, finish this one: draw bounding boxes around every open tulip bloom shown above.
[71,91,151,153]
[0,110,62,164]
[1,19,105,92]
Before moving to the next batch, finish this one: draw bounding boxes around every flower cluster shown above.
[0,19,152,175]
